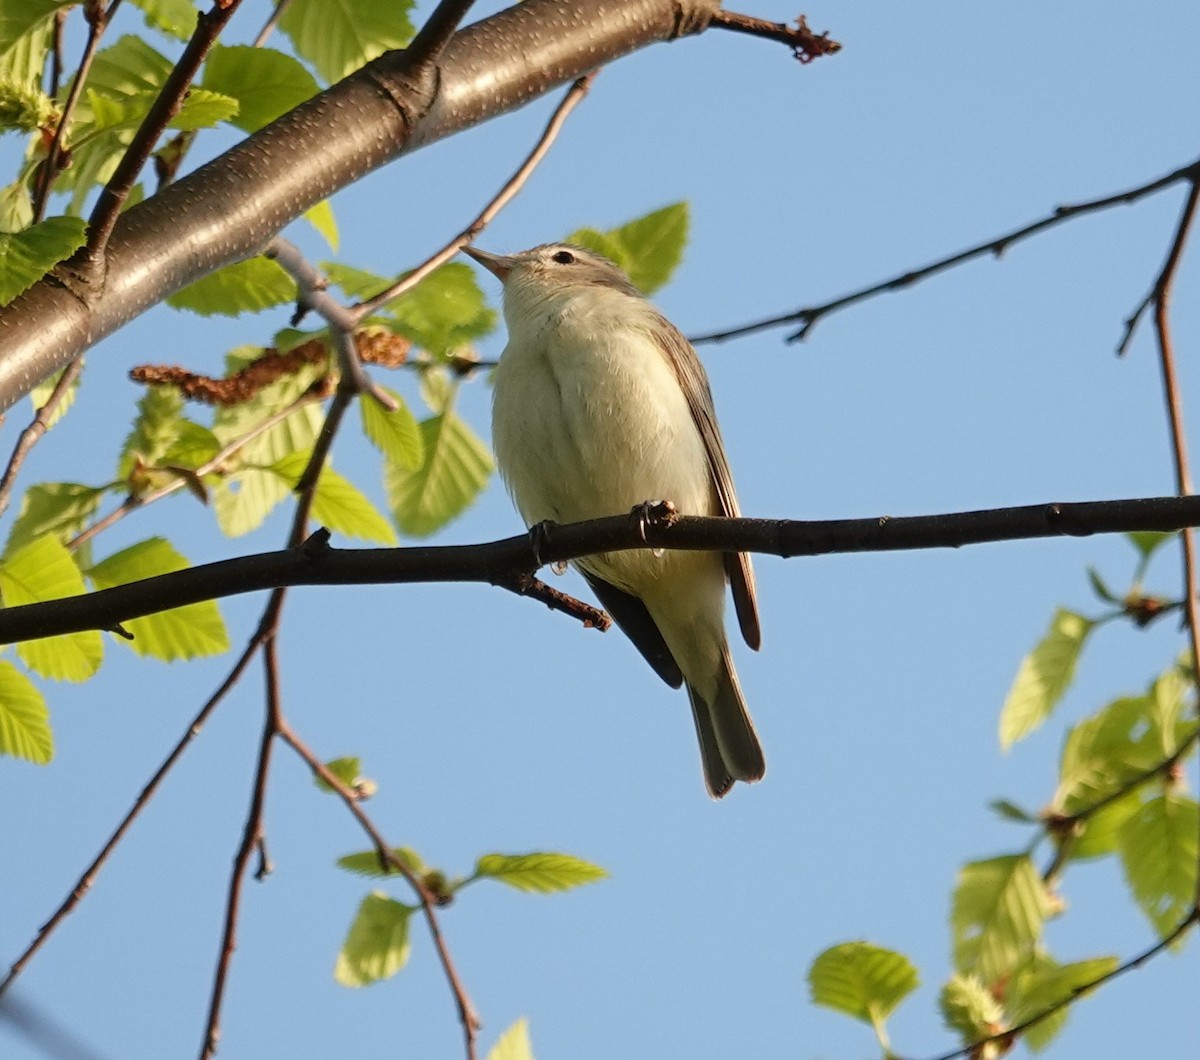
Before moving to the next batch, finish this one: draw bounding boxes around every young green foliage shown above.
[0,535,102,681]
[471,852,608,894]
[279,0,415,84]
[999,609,1093,748]
[201,44,319,132]
[939,972,1004,1045]
[88,537,229,660]
[269,451,396,544]
[167,256,297,316]
[487,1018,534,1060]
[807,941,918,1049]
[951,854,1054,985]
[0,216,88,304]
[360,385,424,470]
[1117,792,1199,937]
[0,659,52,763]
[314,755,365,793]
[4,482,105,557]
[128,0,198,42]
[1005,954,1118,1052]
[334,891,413,987]
[568,202,689,295]
[337,848,426,879]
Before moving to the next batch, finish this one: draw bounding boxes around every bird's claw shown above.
[630,500,677,543]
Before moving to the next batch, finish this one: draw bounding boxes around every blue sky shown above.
[2,2,1199,1057]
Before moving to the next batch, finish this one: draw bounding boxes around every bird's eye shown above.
[551,249,576,265]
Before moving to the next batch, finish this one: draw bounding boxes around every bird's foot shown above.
[527,519,560,568]
[629,500,678,543]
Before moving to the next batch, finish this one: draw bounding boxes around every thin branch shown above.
[917,910,1199,1060]
[279,724,481,1058]
[32,0,122,221]
[251,0,296,48]
[407,0,478,69]
[9,495,1200,643]
[198,633,283,1060]
[0,359,83,520]
[709,11,840,63]
[86,0,246,259]
[356,71,598,318]
[689,156,1200,346]
[0,635,262,999]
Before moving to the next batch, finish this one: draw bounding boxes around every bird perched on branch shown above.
[466,242,764,798]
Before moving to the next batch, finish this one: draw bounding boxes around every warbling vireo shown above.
[465,243,764,798]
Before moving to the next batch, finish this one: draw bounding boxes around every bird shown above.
[465,242,764,797]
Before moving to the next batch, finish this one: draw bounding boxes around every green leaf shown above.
[334,891,412,987]
[1084,566,1119,604]
[0,215,87,305]
[337,847,425,878]
[129,0,198,40]
[382,262,496,357]
[951,854,1052,984]
[0,80,53,134]
[88,538,229,660]
[304,198,338,251]
[1068,788,1144,860]
[167,256,296,316]
[0,179,34,233]
[0,660,52,763]
[1006,954,1118,1052]
[939,973,1004,1044]
[269,451,396,544]
[202,44,319,132]
[119,384,185,479]
[473,852,607,894]
[315,755,363,793]
[165,86,238,132]
[807,941,919,1030]
[360,386,423,470]
[989,799,1037,824]
[0,0,67,81]
[999,609,1093,748]
[280,0,416,84]
[385,406,492,537]
[5,482,104,557]
[0,535,102,681]
[1054,693,1163,816]
[1117,792,1199,937]
[323,261,389,301]
[1127,530,1173,561]
[487,1018,534,1060]
[568,202,689,295]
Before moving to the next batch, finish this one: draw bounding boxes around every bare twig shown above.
[279,724,482,1058]
[0,636,262,999]
[199,628,284,1060]
[10,495,1200,643]
[690,156,1200,345]
[0,359,84,519]
[32,0,122,221]
[251,0,297,48]
[710,11,840,63]
[357,72,598,317]
[407,0,478,69]
[86,0,247,258]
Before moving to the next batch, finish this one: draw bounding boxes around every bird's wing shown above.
[651,313,761,650]
[581,571,684,688]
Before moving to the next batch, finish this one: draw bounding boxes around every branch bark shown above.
[0,0,726,410]
[3,494,1200,643]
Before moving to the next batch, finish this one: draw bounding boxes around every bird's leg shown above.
[629,500,678,544]
[526,519,560,568]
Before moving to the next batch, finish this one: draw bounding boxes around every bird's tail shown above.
[687,644,765,798]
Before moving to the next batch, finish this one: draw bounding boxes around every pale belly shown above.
[491,318,720,597]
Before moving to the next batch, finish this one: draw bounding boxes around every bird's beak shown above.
[463,245,516,281]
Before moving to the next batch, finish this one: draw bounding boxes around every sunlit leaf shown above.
[939,973,1004,1044]
[334,892,412,987]
[473,852,607,894]
[999,609,1093,748]
[280,0,415,83]
[167,256,296,316]
[385,406,492,537]
[0,660,52,763]
[88,538,229,660]
[0,535,102,681]
[337,847,425,879]
[129,0,198,40]
[1006,953,1118,1052]
[385,262,496,357]
[568,202,689,295]
[1117,792,1199,937]
[807,941,919,1027]
[5,482,104,557]
[202,44,319,132]
[360,386,423,470]
[487,1018,534,1060]
[269,451,396,544]
[1127,531,1173,561]
[0,215,87,304]
[951,854,1052,984]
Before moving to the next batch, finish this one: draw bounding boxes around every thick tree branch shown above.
[4,495,1200,644]
[0,0,754,410]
